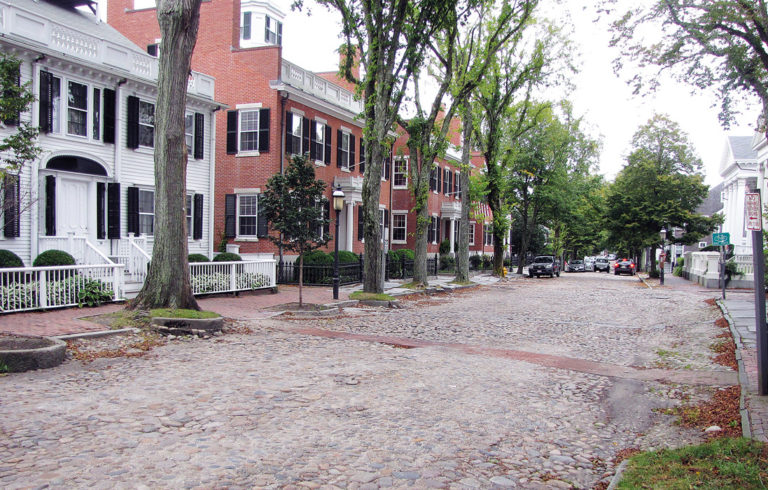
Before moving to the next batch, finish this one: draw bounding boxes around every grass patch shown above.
[350,291,394,301]
[83,310,151,329]
[149,308,220,319]
[617,437,767,489]
[399,281,425,290]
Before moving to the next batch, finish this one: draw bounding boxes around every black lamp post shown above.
[332,186,345,300]
[659,227,667,286]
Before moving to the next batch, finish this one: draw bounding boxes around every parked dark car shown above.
[529,256,560,278]
[566,259,585,272]
[614,258,636,276]
[594,257,611,273]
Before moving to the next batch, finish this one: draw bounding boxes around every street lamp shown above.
[659,227,667,286]
[332,186,345,300]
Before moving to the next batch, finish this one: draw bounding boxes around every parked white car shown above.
[584,256,595,271]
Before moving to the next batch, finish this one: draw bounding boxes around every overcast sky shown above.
[274,0,758,186]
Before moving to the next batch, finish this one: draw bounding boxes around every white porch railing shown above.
[39,234,112,265]
[189,260,276,295]
[734,254,754,276]
[0,264,124,313]
[127,239,151,283]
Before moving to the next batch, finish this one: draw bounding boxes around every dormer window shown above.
[265,15,282,45]
[241,11,252,41]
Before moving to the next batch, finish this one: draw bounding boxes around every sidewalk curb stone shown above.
[716,298,753,439]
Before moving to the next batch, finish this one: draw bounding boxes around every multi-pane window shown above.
[393,159,408,187]
[428,216,439,244]
[265,15,282,45]
[185,114,194,155]
[484,224,493,246]
[454,220,459,245]
[392,213,407,242]
[379,209,386,233]
[67,81,88,137]
[238,195,258,236]
[50,75,62,133]
[138,101,155,147]
[239,110,260,152]
[138,189,154,235]
[339,132,351,169]
[455,171,461,199]
[288,114,302,155]
[241,11,252,40]
[313,121,326,162]
[186,194,193,237]
[92,88,101,140]
[468,222,475,245]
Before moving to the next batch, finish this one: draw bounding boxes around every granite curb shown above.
[716,298,754,439]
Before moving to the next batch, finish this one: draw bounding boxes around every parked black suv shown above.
[528,256,561,278]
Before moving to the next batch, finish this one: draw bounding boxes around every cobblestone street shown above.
[0,273,734,489]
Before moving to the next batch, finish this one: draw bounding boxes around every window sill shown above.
[391,239,407,245]
[393,185,408,190]
[236,151,261,158]
[340,167,351,173]
[314,161,326,167]
[235,237,260,242]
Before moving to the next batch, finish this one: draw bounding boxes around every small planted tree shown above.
[261,154,330,306]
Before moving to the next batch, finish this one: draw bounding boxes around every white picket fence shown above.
[189,260,276,295]
[0,264,125,313]
[0,259,278,313]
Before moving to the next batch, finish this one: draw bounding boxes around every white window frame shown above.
[67,80,88,137]
[138,189,155,236]
[138,100,155,148]
[455,170,461,199]
[339,131,351,170]
[289,113,303,156]
[314,120,327,165]
[241,11,252,41]
[237,194,259,238]
[393,158,408,189]
[185,113,194,155]
[185,193,193,238]
[392,212,407,244]
[469,220,475,246]
[430,215,439,244]
[239,109,261,153]
[484,224,493,247]
[265,15,282,45]
[46,73,103,142]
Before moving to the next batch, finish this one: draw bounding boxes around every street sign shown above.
[746,192,763,231]
[712,232,730,246]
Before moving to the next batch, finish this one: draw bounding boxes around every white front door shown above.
[57,177,90,236]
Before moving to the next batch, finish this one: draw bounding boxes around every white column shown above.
[345,201,354,252]
[449,218,456,255]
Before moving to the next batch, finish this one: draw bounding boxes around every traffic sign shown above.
[712,232,730,246]
[746,192,762,231]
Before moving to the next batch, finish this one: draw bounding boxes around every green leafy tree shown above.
[606,0,768,132]
[131,0,203,311]
[604,114,720,269]
[261,154,330,306]
[303,0,458,293]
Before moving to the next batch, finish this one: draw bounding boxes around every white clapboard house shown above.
[0,0,230,308]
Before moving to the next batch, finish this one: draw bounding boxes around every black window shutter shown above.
[103,89,116,144]
[97,182,106,239]
[309,120,317,161]
[147,44,158,56]
[349,135,356,172]
[357,205,364,241]
[277,22,283,45]
[336,129,343,167]
[257,194,268,238]
[324,125,332,165]
[302,117,310,155]
[258,108,270,152]
[454,171,458,196]
[384,209,390,233]
[225,194,236,238]
[194,113,204,160]
[427,217,434,244]
[3,175,20,238]
[126,96,140,149]
[284,112,293,154]
[193,193,203,240]
[444,169,449,194]
[107,183,120,239]
[359,139,365,174]
[226,110,238,154]
[438,167,442,193]
[39,71,52,134]
[3,67,20,126]
[384,158,391,180]
[45,175,56,236]
[323,200,330,237]
[127,186,139,235]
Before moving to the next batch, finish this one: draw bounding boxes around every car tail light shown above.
[614,263,619,268]
[630,263,635,268]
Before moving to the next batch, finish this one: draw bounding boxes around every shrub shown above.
[439,254,455,271]
[188,254,210,263]
[394,248,415,260]
[482,255,493,269]
[649,268,660,278]
[212,252,242,262]
[337,251,359,263]
[300,250,333,265]
[0,250,23,268]
[469,255,482,269]
[673,265,683,277]
[33,250,75,267]
[439,239,450,255]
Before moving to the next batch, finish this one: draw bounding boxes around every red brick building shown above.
[107,0,493,260]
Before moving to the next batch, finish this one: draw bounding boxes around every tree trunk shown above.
[411,144,432,287]
[130,0,201,311]
[362,140,384,293]
[455,108,472,283]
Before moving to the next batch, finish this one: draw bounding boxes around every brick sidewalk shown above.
[0,285,349,337]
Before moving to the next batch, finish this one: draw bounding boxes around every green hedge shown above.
[0,250,23,268]
[188,253,210,263]
[33,250,75,267]
[213,252,242,262]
